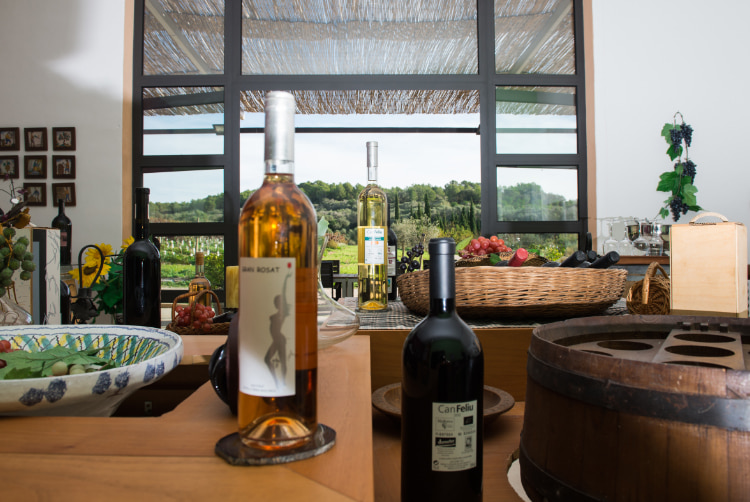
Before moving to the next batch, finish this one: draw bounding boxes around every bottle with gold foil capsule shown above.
[357,141,388,311]
[188,252,211,306]
[237,91,318,450]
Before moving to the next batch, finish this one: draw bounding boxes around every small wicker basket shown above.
[165,289,230,336]
[397,266,628,319]
[626,262,671,315]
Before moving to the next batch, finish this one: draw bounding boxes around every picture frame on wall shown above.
[0,156,20,179]
[52,155,75,179]
[52,182,76,206]
[24,128,47,151]
[23,182,46,206]
[24,155,47,178]
[52,127,76,151]
[0,128,20,151]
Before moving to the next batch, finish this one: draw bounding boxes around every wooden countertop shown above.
[0,336,374,501]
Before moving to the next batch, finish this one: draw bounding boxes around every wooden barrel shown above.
[520,315,750,502]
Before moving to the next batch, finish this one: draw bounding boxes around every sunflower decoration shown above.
[70,237,133,318]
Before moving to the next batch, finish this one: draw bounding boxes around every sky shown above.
[142,112,578,204]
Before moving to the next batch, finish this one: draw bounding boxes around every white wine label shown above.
[364,227,385,265]
[238,257,296,397]
[431,400,478,472]
[387,244,397,275]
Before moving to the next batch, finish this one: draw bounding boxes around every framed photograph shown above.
[52,155,76,179]
[0,128,20,151]
[23,182,46,206]
[0,156,20,179]
[24,128,47,151]
[52,182,76,207]
[52,127,76,151]
[24,155,47,178]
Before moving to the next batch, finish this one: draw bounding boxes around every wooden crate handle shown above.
[689,212,729,224]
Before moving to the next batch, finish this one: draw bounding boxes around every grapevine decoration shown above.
[657,112,702,221]
[0,226,36,298]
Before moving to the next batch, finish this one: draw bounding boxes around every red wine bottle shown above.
[123,187,161,328]
[401,237,484,502]
[589,250,620,269]
[387,211,398,300]
[51,198,72,265]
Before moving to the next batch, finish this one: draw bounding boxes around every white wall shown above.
[592,0,750,250]
[0,0,125,260]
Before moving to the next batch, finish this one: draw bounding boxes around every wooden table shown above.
[0,336,375,501]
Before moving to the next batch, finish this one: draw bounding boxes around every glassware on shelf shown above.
[317,234,360,349]
[648,223,664,256]
[632,220,651,256]
[617,218,634,255]
[602,218,619,254]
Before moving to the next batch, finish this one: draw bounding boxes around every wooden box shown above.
[670,213,748,317]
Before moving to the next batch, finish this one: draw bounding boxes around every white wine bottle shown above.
[188,251,211,306]
[357,141,388,311]
[401,237,484,501]
[237,91,318,450]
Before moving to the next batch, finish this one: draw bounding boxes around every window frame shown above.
[132,0,589,300]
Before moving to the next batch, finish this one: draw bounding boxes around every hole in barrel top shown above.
[596,340,654,351]
[664,345,735,358]
[673,333,735,344]
[665,360,732,369]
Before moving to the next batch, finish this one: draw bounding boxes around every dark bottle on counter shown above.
[589,250,620,269]
[561,249,587,267]
[387,211,398,301]
[51,198,72,265]
[586,249,598,262]
[60,279,71,324]
[123,187,161,328]
[401,237,484,502]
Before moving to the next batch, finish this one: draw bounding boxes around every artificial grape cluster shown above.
[681,159,697,182]
[0,227,35,298]
[399,242,425,273]
[670,123,693,147]
[459,235,512,258]
[669,196,690,221]
[174,303,216,333]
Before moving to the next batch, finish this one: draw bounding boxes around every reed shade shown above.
[397,266,628,319]
[626,262,671,315]
[165,289,230,336]
[521,315,750,501]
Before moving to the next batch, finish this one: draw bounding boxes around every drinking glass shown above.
[632,220,650,256]
[602,218,618,254]
[617,218,634,255]
[648,223,663,256]
[660,224,671,255]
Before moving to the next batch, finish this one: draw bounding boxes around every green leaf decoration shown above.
[659,208,670,219]
[666,143,683,161]
[661,123,676,142]
[656,171,680,192]
[455,237,472,253]
[0,344,116,380]
[680,183,698,206]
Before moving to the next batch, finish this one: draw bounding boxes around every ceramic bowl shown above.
[0,324,183,417]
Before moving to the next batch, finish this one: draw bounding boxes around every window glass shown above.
[143,87,224,156]
[496,86,577,154]
[143,0,225,75]
[144,168,224,223]
[158,235,226,292]
[241,0,477,75]
[499,233,579,261]
[495,0,575,74]
[497,166,577,221]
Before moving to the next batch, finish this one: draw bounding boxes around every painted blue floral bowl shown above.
[0,324,183,417]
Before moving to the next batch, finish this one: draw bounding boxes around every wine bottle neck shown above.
[429,297,456,315]
[428,239,456,309]
[264,91,295,176]
[134,188,150,240]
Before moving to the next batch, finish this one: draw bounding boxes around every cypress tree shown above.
[394,192,400,221]
[424,193,431,219]
[469,200,476,233]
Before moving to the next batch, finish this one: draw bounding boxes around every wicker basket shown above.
[455,252,548,268]
[165,289,230,336]
[626,262,671,315]
[397,266,628,319]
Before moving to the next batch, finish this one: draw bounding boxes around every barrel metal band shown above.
[519,443,600,502]
[527,352,750,431]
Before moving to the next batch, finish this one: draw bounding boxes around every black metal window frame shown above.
[132,0,588,301]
